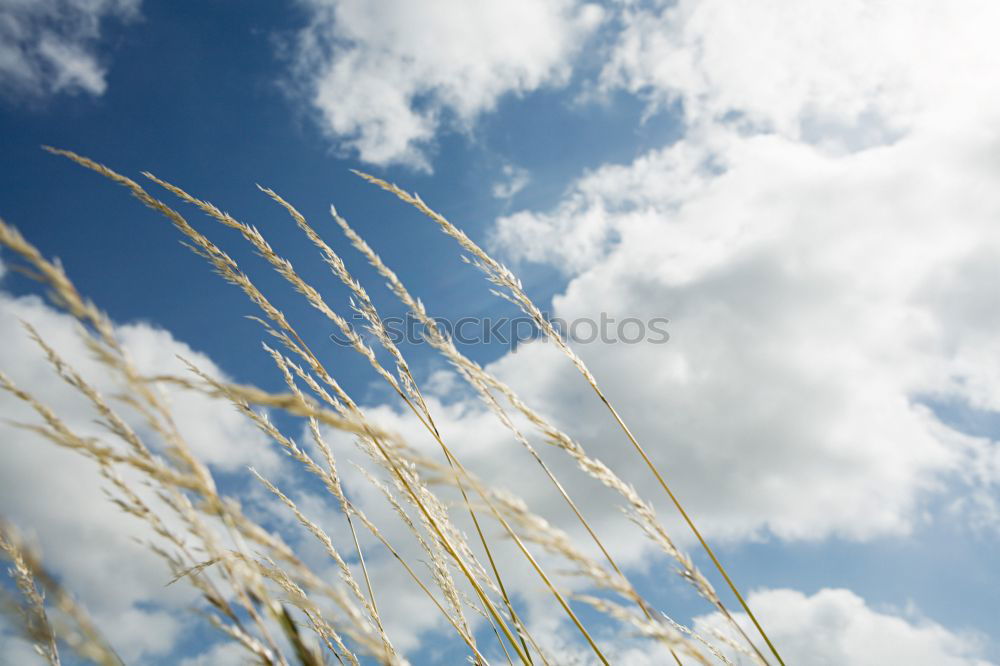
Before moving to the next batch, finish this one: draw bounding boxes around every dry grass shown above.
[0,149,784,665]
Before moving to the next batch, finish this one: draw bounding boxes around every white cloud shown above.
[178,640,251,666]
[292,0,604,169]
[598,0,1000,151]
[485,0,1000,542]
[488,123,1000,541]
[694,588,994,665]
[0,0,140,99]
[492,163,531,200]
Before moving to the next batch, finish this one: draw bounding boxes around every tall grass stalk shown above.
[0,148,784,665]
[353,172,783,666]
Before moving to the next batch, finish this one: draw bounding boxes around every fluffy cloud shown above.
[598,0,1000,150]
[0,0,139,99]
[487,0,1000,542]
[489,124,1000,541]
[694,588,993,665]
[292,0,603,169]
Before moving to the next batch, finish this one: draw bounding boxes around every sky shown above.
[1,0,999,664]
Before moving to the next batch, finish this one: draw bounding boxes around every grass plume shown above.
[0,149,787,665]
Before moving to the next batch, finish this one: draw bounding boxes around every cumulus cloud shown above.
[292,0,604,169]
[489,124,1000,540]
[695,588,993,665]
[486,0,1000,542]
[0,0,139,99]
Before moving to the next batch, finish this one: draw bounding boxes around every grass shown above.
[0,148,785,665]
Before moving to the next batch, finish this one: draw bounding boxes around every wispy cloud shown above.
[0,0,140,99]
[492,163,530,199]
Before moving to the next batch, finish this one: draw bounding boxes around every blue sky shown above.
[2,1,999,664]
